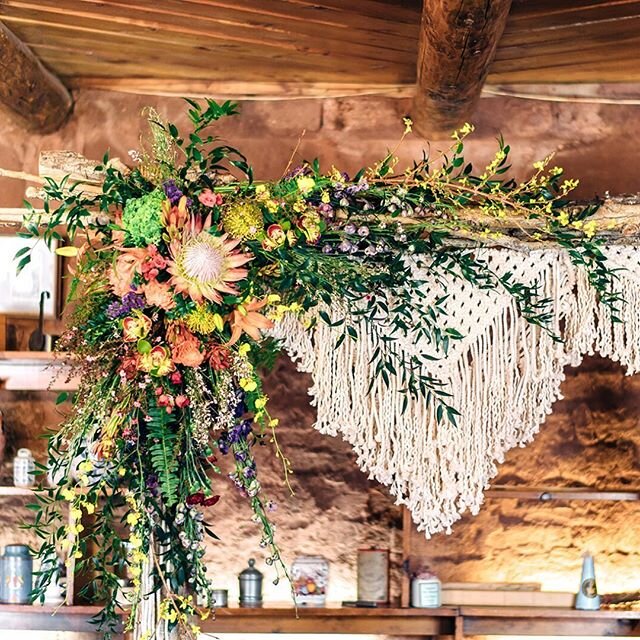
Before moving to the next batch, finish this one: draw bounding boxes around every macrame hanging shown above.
[271,245,640,537]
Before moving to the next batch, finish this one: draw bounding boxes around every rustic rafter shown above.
[412,0,512,137]
[0,21,72,133]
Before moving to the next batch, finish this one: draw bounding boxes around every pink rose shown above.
[175,394,190,409]
[198,189,223,207]
[170,371,183,385]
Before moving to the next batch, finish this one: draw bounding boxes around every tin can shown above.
[357,548,389,603]
[1,545,33,604]
[211,589,228,607]
[291,556,329,606]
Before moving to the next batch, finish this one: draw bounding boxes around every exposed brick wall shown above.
[0,92,639,631]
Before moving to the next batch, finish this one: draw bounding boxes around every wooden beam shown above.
[412,0,512,137]
[0,21,72,133]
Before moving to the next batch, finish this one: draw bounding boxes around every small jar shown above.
[211,589,228,608]
[238,559,263,608]
[410,570,441,608]
[13,448,35,488]
[1,545,33,604]
[291,555,329,606]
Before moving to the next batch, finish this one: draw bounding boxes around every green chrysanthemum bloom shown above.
[122,189,166,246]
[222,202,263,239]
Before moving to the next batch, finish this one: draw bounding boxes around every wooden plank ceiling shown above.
[0,0,639,98]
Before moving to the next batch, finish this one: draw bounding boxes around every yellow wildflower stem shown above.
[267,414,295,496]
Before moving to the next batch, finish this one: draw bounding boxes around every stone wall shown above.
[0,91,639,634]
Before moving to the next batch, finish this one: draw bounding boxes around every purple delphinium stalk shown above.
[163,179,183,205]
[106,291,146,319]
[163,179,193,208]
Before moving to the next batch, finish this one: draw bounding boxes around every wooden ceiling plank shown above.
[0,9,407,80]
[491,48,640,75]
[63,77,416,99]
[30,48,402,85]
[412,0,512,137]
[500,13,640,45]
[506,0,640,25]
[280,0,420,25]
[488,56,640,84]
[0,20,71,132]
[496,25,640,61]
[2,0,415,66]
[103,0,421,41]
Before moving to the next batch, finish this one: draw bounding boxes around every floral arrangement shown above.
[19,100,619,638]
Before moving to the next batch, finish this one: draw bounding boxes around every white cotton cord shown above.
[270,246,640,538]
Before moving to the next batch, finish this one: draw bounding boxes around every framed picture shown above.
[0,235,60,317]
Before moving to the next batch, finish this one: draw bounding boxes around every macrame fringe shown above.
[270,246,640,537]
[133,548,174,640]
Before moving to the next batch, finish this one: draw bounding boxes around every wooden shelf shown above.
[486,486,640,501]
[460,605,640,636]
[204,605,457,635]
[0,604,638,637]
[0,351,77,391]
[0,604,106,633]
[0,486,35,496]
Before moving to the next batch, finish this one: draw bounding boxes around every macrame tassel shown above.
[133,548,174,640]
[271,247,640,537]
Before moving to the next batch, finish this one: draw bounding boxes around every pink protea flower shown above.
[168,222,252,304]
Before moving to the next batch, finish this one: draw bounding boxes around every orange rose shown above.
[172,339,205,367]
[167,322,205,368]
[142,280,176,311]
[108,248,146,297]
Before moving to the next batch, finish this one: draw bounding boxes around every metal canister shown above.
[238,558,263,607]
[2,545,33,604]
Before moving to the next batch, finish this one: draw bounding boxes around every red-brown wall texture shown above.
[0,91,639,627]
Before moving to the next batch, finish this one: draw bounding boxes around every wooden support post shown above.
[412,0,512,137]
[0,21,72,133]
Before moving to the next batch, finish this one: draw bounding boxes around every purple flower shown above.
[234,450,247,462]
[343,223,356,235]
[283,165,307,180]
[338,240,353,253]
[242,466,256,479]
[163,179,183,206]
[106,291,146,319]
[322,244,333,254]
[357,226,370,238]
[318,203,334,217]
[229,420,252,444]
[218,434,230,455]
